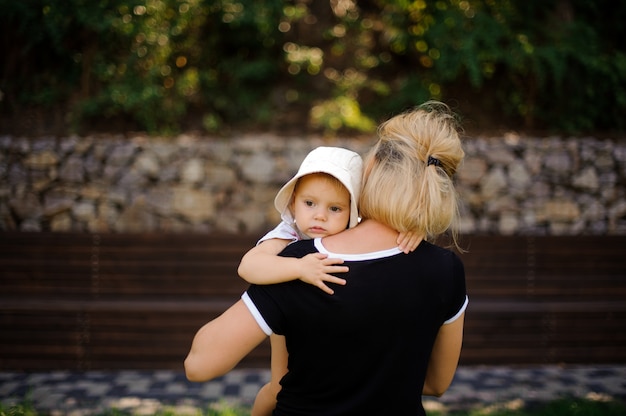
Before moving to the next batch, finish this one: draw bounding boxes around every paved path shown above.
[1,365,625,415]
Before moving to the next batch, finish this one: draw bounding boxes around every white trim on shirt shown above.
[314,238,402,261]
[241,292,273,335]
[444,295,469,324]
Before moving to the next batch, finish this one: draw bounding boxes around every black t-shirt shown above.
[244,238,467,416]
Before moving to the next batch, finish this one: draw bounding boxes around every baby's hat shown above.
[274,146,363,228]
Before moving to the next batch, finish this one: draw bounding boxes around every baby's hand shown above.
[298,253,348,295]
[397,231,423,254]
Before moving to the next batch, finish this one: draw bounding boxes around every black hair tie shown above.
[427,156,441,167]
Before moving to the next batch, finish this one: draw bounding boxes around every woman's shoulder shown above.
[419,239,457,254]
[278,238,317,258]
[417,240,464,266]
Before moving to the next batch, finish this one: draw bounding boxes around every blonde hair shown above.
[359,101,465,246]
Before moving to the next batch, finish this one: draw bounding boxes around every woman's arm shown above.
[185,299,268,382]
[238,239,348,294]
[422,312,465,397]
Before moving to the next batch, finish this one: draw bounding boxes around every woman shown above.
[185,101,467,415]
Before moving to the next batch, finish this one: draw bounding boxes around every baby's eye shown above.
[330,206,342,213]
[304,200,314,207]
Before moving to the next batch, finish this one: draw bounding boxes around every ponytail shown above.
[359,101,465,247]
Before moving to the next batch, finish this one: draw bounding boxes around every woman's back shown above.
[246,222,466,415]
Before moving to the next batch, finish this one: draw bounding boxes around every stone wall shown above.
[1,133,625,235]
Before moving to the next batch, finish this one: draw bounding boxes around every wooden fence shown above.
[1,232,625,371]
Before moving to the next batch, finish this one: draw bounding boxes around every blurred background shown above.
[1,0,625,138]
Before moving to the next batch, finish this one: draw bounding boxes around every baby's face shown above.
[291,174,351,239]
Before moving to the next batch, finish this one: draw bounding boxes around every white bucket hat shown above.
[274,146,363,229]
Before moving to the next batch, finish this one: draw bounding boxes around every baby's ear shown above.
[288,196,297,215]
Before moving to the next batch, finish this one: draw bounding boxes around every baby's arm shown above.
[238,238,348,294]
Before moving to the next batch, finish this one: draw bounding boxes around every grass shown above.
[1,397,625,416]
[430,397,626,415]
[0,400,250,416]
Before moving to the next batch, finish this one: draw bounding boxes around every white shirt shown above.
[257,221,310,246]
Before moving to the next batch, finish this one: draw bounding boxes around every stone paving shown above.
[1,365,625,415]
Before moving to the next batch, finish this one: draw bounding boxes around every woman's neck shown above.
[322,219,400,254]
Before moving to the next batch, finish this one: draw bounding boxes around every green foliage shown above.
[310,96,375,135]
[1,0,625,135]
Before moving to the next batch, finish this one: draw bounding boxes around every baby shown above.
[238,146,421,415]
[238,146,362,294]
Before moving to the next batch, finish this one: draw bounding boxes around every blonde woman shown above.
[185,102,467,416]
